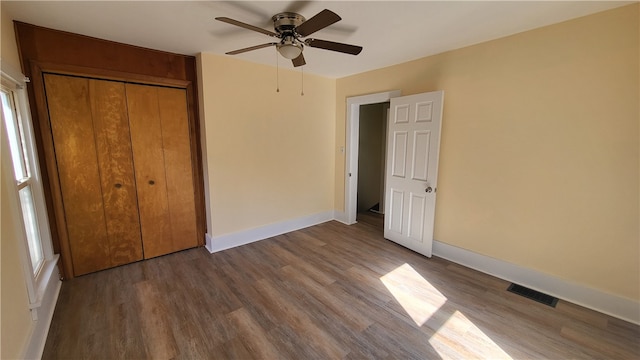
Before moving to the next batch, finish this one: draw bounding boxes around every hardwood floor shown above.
[43,218,639,359]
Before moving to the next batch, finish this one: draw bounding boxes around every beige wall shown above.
[335,4,639,301]
[1,7,34,359]
[1,7,20,67]
[198,53,336,236]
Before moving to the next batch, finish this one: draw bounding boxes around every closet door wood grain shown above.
[45,74,144,275]
[126,83,197,258]
[45,74,110,275]
[157,87,198,253]
[126,84,173,258]
[89,79,143,266]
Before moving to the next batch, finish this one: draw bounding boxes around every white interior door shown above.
[384,91,444,257]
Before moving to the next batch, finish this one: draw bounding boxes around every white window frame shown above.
[1,60,59,321]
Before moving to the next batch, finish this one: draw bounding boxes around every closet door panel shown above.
[89,79,143,265]
[125,83,173,258]
[157,87,198,252]
[44,74,111,275]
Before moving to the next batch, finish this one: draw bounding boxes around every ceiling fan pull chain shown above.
[276,48,280,93]
[301,66,304,96]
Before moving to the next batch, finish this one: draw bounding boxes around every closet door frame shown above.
[28,61,205,278]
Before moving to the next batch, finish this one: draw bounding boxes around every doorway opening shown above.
[356,102,389,231]
[344,90,400,227]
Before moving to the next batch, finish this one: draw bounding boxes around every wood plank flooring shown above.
[43,216,640,359]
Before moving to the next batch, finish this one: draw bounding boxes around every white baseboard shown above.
[206,211,334,253]
[205,233,214,253]
[432,240,640,325]
[332,210,350,225]
[22,265,62,359]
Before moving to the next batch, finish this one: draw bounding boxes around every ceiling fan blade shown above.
[215,17,278,38]
[305,39,362,55]
[295,9,341,37]
[226,43,277,55]
[292,53,306,67]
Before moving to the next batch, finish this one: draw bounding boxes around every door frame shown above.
[344,90,401,225]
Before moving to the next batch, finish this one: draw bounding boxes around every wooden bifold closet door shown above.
[126,83,197,258]
[44,74,197,276]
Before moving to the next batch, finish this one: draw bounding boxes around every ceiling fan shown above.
[215,9,363,67]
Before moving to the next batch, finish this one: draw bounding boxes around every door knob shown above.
[425,186,433,193]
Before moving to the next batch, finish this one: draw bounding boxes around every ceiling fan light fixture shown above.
[277,40,302,59]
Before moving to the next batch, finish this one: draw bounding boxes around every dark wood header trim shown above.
[14,21,196,81]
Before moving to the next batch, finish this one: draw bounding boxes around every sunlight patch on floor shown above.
[430,310,513,359]
[380,263,447,326]
[381,263,512,359]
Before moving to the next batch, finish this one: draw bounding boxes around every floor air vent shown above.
[507,283,559,307]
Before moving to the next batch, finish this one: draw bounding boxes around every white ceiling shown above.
[2,1,631,78]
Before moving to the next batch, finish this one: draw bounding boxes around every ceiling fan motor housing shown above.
[272,12,306,36]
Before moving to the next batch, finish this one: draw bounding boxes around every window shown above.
[1,62,58,319]
[1,86,44,275]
